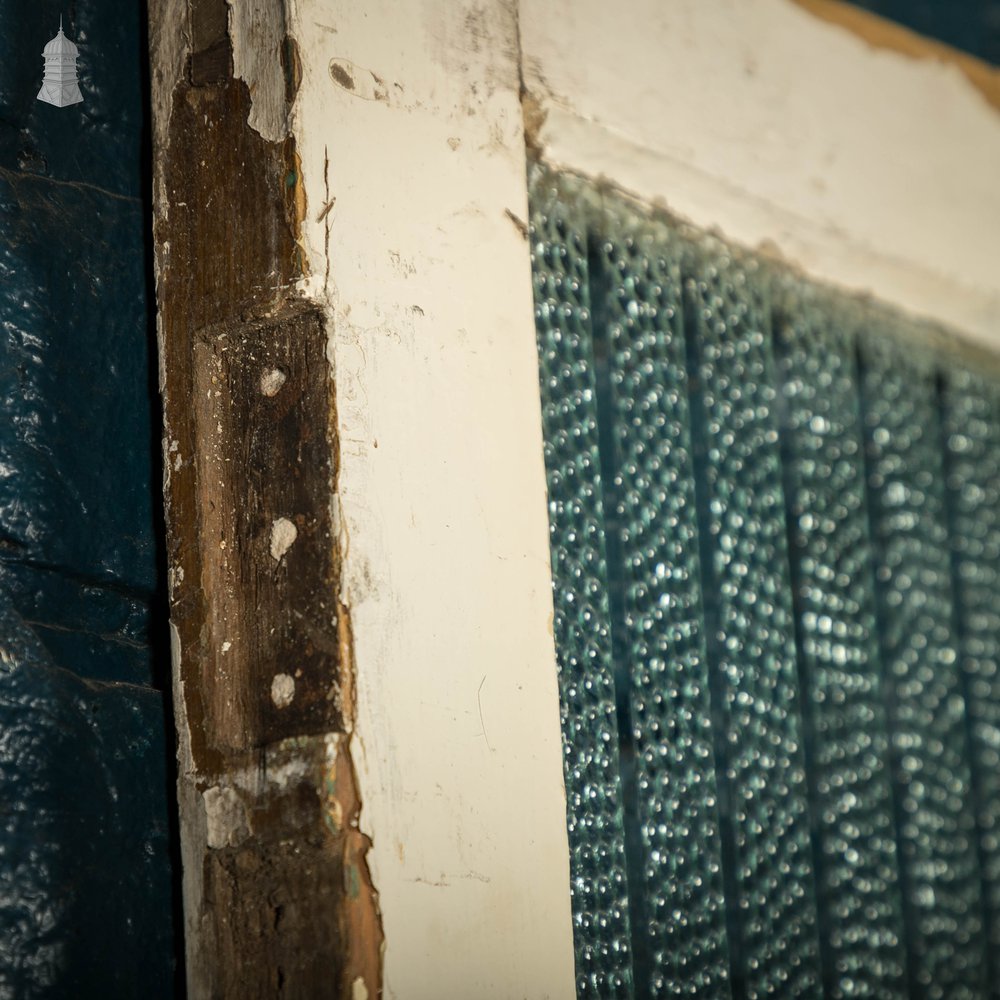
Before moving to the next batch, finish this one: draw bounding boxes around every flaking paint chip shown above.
[270,517,298,561]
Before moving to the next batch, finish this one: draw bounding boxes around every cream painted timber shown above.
[282,1,1000,994]
[288,1,576,997]
[521,0,1000,347]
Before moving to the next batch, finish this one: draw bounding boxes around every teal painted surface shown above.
[531,167,1000,999]
[0,2,177,997]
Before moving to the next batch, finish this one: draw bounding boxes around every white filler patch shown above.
[260,368,287,397]
[270,517,298,562]
[271,672,296,708]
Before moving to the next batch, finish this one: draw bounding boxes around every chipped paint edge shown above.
[789,0,1000,113]
[227,0,294,141]
[150,0,384,994]
[519,0,1000,349]
[286,0,577,996]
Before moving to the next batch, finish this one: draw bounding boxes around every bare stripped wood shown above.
[149,0,383,994]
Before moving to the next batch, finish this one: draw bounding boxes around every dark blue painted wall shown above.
[848,0,1000,65]
[0,3,177,996]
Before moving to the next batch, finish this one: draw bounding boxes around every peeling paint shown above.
[152,0,384,993]
[288,2,575,995]
[286,146,310,262]
[322,732,383,997]
[227,0,294,140]
[519,0,1000,349]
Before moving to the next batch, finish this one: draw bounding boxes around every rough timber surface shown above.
[150,0,383,994]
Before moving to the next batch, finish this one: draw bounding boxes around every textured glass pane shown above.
[684,244,822,1000]
[591,217,730,998]
[773,286,907,999]
[942,368,1000,975]
[530,175,634,998]
[530,163,998,1000]
[859,335,987,999]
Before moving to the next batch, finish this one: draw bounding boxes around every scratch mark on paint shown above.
[317,197,336,223]
[323,145,331,295]
[504,207,528,239]
[477,674,495,752]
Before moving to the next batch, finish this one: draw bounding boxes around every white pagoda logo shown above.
[37,18,83,108]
